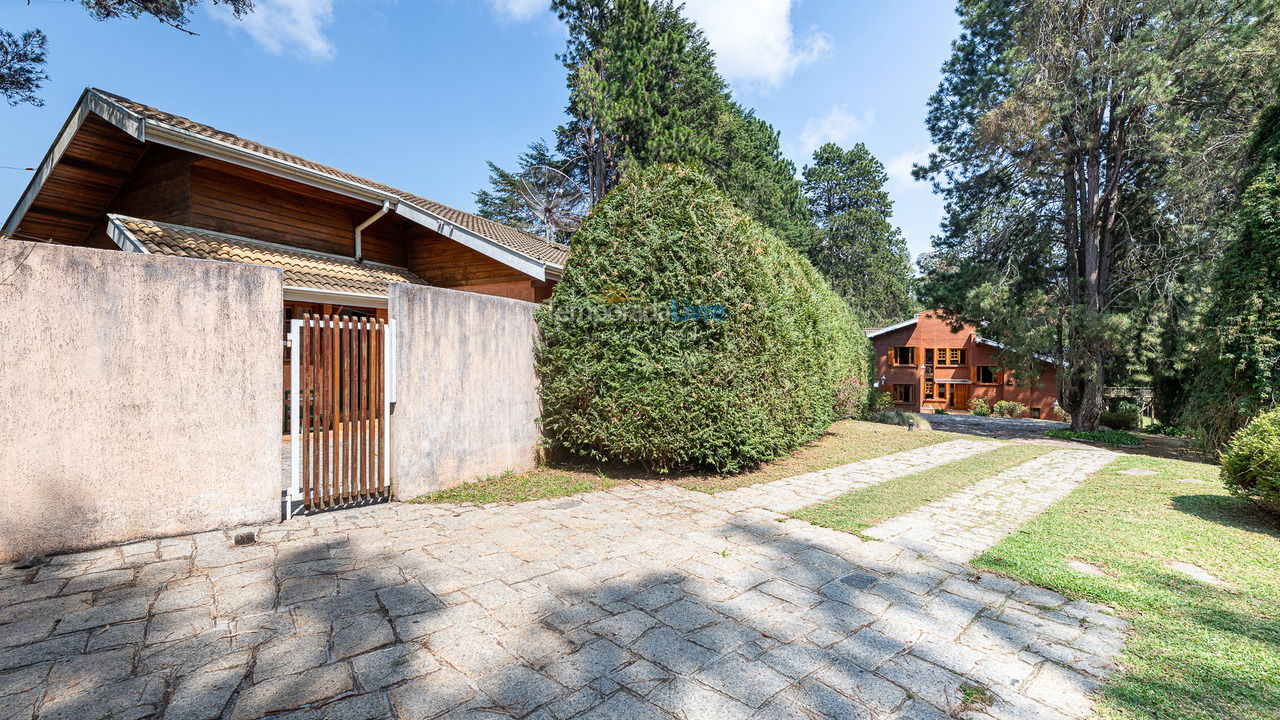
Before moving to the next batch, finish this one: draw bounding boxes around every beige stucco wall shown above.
[0,240,282,562]
[390,284,542,498]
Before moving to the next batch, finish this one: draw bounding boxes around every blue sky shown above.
[0,0,959,261]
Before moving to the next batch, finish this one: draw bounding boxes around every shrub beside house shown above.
[537,165,871,473]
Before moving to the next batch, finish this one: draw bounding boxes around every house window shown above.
[892,346,915,365]
[1030,407,1042,419]
[948,348,967,365]
[976,366,998,384]
[924,348,935,366]
[893,384,914,403]
[924,381,937,399]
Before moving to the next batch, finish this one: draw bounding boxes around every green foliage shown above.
[802,143,915,325]
[918,0,1280,432]
[1100,400,1141,431]
[969,398,991,416]
[537,165,870,472]
[511,0,816,254]
[1220,409,1280,514]
[0,29,47,107]
[869,410,931,431]
[932,408,947,415]
[1044,428,1142,447]
[992,400,1028,418]
[1146,422,1188,437]
[4,2,252,107]
[1185,96,1280,451]
[866,390,894,415]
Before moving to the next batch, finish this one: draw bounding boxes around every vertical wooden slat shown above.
[353,316,365,503]
[300,313,310,512]
[344,315,354,504]
[377,319,386,498]
[371,320,381,499]
[326,313,337,510]
[359,317,370,501]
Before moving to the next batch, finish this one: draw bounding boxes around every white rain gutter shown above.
[354,201,391,263]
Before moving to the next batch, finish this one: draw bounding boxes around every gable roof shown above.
[107,214,427,304]
[864,317,918,338]
[5,88,568,280]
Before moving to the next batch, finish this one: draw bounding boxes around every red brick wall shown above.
[869,310,1060,418]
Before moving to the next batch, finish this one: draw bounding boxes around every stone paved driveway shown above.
[0,443,1126,720]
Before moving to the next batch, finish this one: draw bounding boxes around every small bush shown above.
[993,400,1028,417]
[1145,422,1187,437]
[1220,409,1280,514]
[870,410,931,431]
[933,408,946,415]
[969,398,991,417]
[537,165,871,473]
[1053,402,1070,422]
[1100,400,1141,430]
[1045,428,1142,447]
[865,391,894,416]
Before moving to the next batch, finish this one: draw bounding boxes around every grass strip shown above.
[789,443,1053,535]
[407,470,615,504]
[974,455,1280,720]
[1045,427,1142,447]
[409,420,969,503]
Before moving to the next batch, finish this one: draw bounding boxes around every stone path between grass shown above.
[717,438,1002,512]
[862,449,1118,564]
[0,442,1126,720]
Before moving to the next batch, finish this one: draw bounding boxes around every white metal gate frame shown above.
[284,317,396,519]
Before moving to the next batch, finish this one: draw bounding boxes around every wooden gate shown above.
[287,314,392,515]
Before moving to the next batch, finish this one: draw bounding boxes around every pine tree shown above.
[802,143,913,325]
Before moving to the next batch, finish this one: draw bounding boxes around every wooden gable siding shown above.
[186,161,410,267]
[15,114,144,246]
[106,145,194,224]
[407,231,542,301]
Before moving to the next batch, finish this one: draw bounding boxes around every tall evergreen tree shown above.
[476,0,813,252]
[918,0,1280,430]
[1186,95,1280,449]
[802,143,913,325]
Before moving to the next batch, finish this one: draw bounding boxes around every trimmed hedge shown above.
[1220,409,1280,514]
[537,164,872,472]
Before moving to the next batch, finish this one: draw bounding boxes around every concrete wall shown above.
[0,240,282,562]
[390,284,541,498]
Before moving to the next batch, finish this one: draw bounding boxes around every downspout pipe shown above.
[354,200,392,262]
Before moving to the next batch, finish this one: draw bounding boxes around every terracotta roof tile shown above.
[93,89,569,269]
[109,215,427,297]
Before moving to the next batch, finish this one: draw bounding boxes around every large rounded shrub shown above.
[537,164,871,472]
[1220,408,1280,514]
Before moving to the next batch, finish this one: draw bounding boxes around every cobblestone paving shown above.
[0,444,1127,720]
[861,449,1117,564]
[716,439,998,512]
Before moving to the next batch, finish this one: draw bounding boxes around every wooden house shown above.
[2,88,567,320]
[867,310,1061,418]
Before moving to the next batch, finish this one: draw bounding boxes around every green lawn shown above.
[406,470,615,504]
[974,455,1280,720]
[788,443,1049,535]
[409,419,968,504]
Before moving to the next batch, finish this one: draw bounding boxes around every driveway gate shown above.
[286,314,394,516]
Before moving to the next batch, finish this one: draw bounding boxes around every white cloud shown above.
[487,0,547,22]
[885,145,933,192]
[798,106,874,157]
[680,0,831,89]
[214,0,336,61]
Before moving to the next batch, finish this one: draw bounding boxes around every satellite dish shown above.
[515,164,586,240]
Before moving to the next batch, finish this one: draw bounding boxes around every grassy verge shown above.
[1045,428,1142,447]
[409,419,969,504]
[788,443,1051,535]
[974,455,1280,720]
[406,470,615,504]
